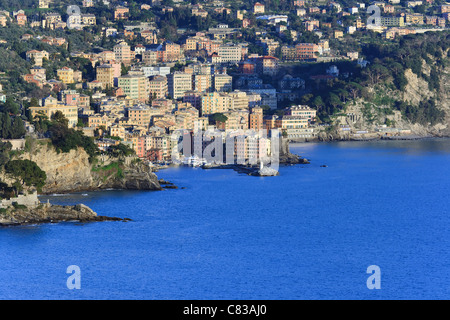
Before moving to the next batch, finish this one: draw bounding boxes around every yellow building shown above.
[30,96,78,128]
[57,67,75,84]
[193,74,212,93]
[405,13,424,24]
[334,30,344,38]
[128,105,152,126]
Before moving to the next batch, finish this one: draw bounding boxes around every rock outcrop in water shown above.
[0,202,131,226]
[279,137,310,164]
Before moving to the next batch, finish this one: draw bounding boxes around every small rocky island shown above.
[0,199,130,226]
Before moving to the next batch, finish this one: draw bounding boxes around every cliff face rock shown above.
[402,68,433,106]
[21,143,94,194]
[18,142,162,194]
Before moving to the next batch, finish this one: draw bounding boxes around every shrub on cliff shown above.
[4,159,46,191]
[107,143,135,158]
[48,123,99,163]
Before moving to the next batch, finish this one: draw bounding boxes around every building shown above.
[141,66,171,77]
[114,7,129,20]
[30,96,78,127]
[286,105,316,121]
[378,16,405,27]
[0,14,8,27]
[39,0,51,9]
[282,43,318,61]
[200,92,232,115]
[16,13,27,26]
[229,91,249,110]
[57,67,75,84]
[167,72,193,100]
[193,74,212,93]
[248,56,279,76]
[82,0,94,7]
[98,50,116,62]
[81,14,96,26]
[96,64,115,89]
[213,74,232,92]
[441,4,450,13]
[218,44,243,63]
[163,42,182,62]
[253,2,265,14]
[278,74,305,90]
[303,20,320,31]
[334,30,344,38]
[249,107,264,130]
[128,105,152,126]
[117,74,150,103]
[142,50,158,65]
[114,41,133,65]
[405,13,424,24]
[26,50,49,66]
[149,75,168,99]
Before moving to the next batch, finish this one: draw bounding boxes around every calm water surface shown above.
[1,139,449,299]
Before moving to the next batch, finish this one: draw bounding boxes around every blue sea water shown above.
[1,139,450,300]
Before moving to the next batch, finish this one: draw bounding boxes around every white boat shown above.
[182,155,207,167]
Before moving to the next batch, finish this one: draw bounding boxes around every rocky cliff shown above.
[325,61,450,141]
[18,142,162,194]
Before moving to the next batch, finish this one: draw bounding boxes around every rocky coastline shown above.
[17,143,164,194]
[0,202,131,227]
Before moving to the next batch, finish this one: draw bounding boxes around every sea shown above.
[1,139,449,300]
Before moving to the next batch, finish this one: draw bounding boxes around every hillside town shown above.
[0,0,449,165]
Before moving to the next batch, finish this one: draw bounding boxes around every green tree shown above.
[5,159,47,191]
[11,116,26,139]
[210,113,228,124]
[51,111,69,128]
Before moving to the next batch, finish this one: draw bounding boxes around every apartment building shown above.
[213,74,232,92]
[193,74,212,93]
[117,74,150,103]
[249,107,264,131]
[57,67,75,84]
[114,6,129,20]
[218,45,242,63]
[128,105,152,126]
[96,64,115,89]
[114,41,133,65]
[286,105,317,121]
[200,92,232,115]
[228,91,249,110]
[167,72,193,100]
[378,16,405,27]
[149,75,168,99]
